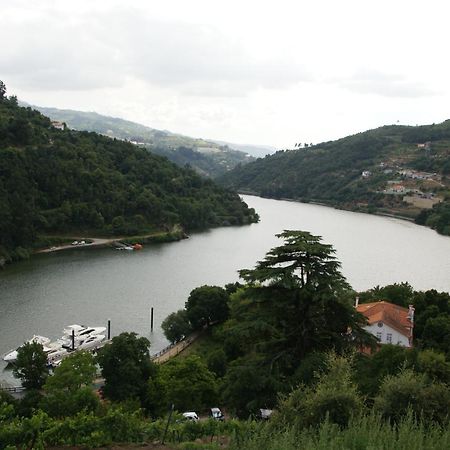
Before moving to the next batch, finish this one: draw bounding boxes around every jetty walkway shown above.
[151,331,200,364]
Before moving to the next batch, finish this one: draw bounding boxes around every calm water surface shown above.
[1,195,450,383]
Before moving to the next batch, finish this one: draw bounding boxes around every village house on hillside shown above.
[356,300,414,349]
[51,120,66,130]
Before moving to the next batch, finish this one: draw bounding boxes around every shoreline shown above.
[240,192,416,224]
[35,226,188,255]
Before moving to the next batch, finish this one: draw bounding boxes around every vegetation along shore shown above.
[1,231,449,448]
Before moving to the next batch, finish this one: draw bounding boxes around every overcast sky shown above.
[2,0,449,148]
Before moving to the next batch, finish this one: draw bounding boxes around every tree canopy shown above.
[0,86,259,263]
[185,285,230,329]
[96,332,155,403]
[12,342,49,390]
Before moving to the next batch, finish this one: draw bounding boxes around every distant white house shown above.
[51,120,66,130]
[356,300,414,349]
[361,170,372,178]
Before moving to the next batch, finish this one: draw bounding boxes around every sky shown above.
[2,0,450,148]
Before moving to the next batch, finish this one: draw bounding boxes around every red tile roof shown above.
[356,301,413,338]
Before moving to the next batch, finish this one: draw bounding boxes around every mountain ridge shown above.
[219,120,450,235]
[27,104,275,177]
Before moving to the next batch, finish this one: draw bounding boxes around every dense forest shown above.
[1,232,449,448]
[219,121,450,235]
[33,105,256,178]
[0,84,258,264]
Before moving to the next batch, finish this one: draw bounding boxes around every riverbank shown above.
[35,226,188,255]
[239,192,418,225]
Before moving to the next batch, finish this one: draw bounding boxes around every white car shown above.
[210,407,224,421]
[182,412,199,422]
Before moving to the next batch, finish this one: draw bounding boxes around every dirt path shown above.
[37,237,117,253]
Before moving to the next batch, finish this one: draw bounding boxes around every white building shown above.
[356,300,414,348]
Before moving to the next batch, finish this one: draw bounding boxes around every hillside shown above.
[32,105,260,178]
[0,92,258,264]
[219,121,450,235]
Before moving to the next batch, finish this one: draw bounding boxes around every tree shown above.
[374,368,450,424]
[0,80,6,100]
[234,231,373,365]
[185,285,230,329]
[271,353,363,429]
[96,332,156,403]
[161,309,192,344]
[159,356,218,411]
[44,351,96,392]
[41,351,99,417]
[13,342,49,389]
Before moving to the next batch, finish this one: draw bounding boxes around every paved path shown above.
[151,332,200,364]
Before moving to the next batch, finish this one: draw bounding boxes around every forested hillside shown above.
[33,105,255,178]
[220,121,450,235]
[0,86,258,263]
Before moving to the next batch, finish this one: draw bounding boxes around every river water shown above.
[1,195,450,384]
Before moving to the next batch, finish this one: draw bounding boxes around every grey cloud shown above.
[0,7,309,96]
[338,69,436,98]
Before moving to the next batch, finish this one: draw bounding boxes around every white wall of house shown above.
[364,322,411,347]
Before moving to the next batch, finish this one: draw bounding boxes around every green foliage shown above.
[358,282,414,307]
[374,368,450,424]
[0,97,258,262]
[220,120,450,235]
[357,286,450,353]
[12,342,49,389]
[41,352,99,418]
[96,332,155,404]
[159,355,218,411]
[222,355,280,418]
[161,309,193,343]
[353,345,414,398]
[185,285,230,329]
[35,105,256,178]
[44,351,96,392]
[272,353,364,429]
[416,349,450,383]
[218,231,375,416]
[228,413,450,450]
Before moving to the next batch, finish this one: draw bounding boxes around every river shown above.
[1,195,450,384]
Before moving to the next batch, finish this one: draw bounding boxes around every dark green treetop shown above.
[185,285,230,329]
[239,230,349,291]
[96,332,155,403]
[13,342,49,390]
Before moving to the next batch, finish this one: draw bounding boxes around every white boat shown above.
[63,324,106,338]
[50,334,106,366]
[3,324,107,367]
[3,335,52,363]
[46,345,70,365]
[59,324,106,349]
[76,333,106,351]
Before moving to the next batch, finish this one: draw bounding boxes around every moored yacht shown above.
[3,335,52,363]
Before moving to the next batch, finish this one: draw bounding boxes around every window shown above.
[386,333,392,343]
[376,332,382,341]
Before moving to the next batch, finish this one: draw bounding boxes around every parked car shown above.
[258,408,273,420]
[210,407,224,421]
[182,411,199,422]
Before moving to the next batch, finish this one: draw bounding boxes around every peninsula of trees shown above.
[0,83,258,264]
[219,121,450,235]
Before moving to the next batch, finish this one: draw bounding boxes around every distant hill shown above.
[219,121,450,235]
[211,139,277,158]
[31,105,262,178]
[0,94,258,263]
